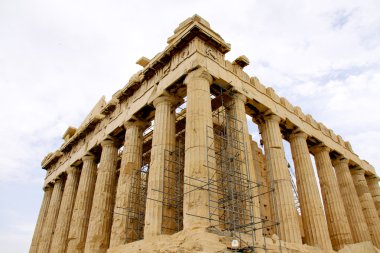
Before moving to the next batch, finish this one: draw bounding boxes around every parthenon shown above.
[30,15,380,253]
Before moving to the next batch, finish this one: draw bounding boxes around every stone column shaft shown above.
[144,95,177,238]
[50,167,80,253]
[110,121,144,246]
[289,132,332,250]
[183,68,217,229]
[366,175,380,217]
[333,158,371,243]
[37,178,64,253]
[351,169,380,248]
[84,138,118,253]
[228,93,262,240]
[312,146,353,250]
[259,114,302,244]
[67,154,98,253]
[29,186,53,253]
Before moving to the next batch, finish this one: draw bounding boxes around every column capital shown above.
[82,152,96,162]
[310,144,331,155]
[289,129,308,141]
[184,67,213,85]
[101,137,117,148]
[67,166,80,175]
[232,91,247,103]
[43,184,53,192]
[332,156,349,167]
[152,94,180,108]
[367,174,379,181]
[350,167,365,176]
[52,177,63,184]
[263,113,282,123]
[123,119,148,129]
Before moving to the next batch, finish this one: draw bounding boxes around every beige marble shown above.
[37,178,64,253]
[366,175,380,217]
[183,67,217,229]
[67,153,98,253]
[259,114,302,244]
[29,186,53,253]
[84,138,118,253]
[289,131,332,250]
[351,168,380,248]
[110,120,144,246]
[333,158,371,243]
[228,92,262,240]
[144,95,177,238]
[50,166,80,253]
[311,145,353,250]
[251,140,274,237]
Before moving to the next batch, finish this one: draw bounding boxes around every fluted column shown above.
[228,92,262,240]
[50,167,80,253]
[67,153,98,253]
[311,145,353,250]
[37,178,64,253]
[289,131,332,250]
[351,168,380,248]
[84,138,119,253]
[258,114,302,244]
[183,67,216,229]
[333,158,371,243]
[29,185,53,253]
[144,95,177,238]
[367,175,380,217]
[110,120,144,246]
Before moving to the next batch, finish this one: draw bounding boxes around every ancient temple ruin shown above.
[30,15,380,253]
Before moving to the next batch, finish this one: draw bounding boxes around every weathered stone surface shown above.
[31,15,380,253]
[110,120,144,246]
[311,145,353,250]
[289,131,332,250]
[367,175,380,217]
[84,138,118,253]
[50,166,80,253]
[183,67,216,229]
[333,158,371,243]
[37,178,64,253]
[67,153,98,253]
[227,92,262,240]
[259,114,302,244]
[29,186,53,253]
[144,95,177,238]
[351,169,380,248]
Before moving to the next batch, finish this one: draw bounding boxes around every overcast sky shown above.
[1,0,380,252]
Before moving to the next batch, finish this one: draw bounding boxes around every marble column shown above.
[84,138,119,253]
[289,131,332,250]
[351,168,380,248]
[37,178,64,253]
[29,185,53,253]
[366,175,380,217]
[228,92,262,240]
[110,120,144,246]
[311,145,353,250]
[183,67,216,229]
[67,153,98,253]
[258,114,302,244]
[144,95,177,238]
[50,166,80,253]
[333,158,371,243]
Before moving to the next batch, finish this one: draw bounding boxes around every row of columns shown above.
[258,113,380,250]
[30,67,380,253]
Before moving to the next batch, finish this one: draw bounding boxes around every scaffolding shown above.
[182,89,279,252]
[123,151,150,243]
